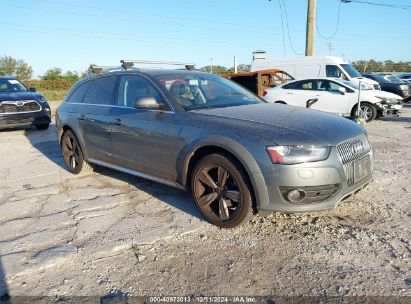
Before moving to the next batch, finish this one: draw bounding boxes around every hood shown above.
[365,90,403,100]
[0,91,42,101]
[194,103,365,146]
[352,77,379,86]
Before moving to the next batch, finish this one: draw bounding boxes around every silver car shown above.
[56,65,373,228]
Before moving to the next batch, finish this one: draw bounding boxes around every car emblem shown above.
[16,101,24,107]
[350,141,364,155]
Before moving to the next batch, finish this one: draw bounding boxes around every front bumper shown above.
[378,102,403,116]
[258,147,373,213]
[0,110,51,129]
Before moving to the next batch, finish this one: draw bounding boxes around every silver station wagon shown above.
[56,61,373,228]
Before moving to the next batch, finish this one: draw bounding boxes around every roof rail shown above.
[120,60,196,71]
[88,65,121,75]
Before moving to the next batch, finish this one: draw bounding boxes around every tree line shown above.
[1,55,410,80]
[351,60,411,73]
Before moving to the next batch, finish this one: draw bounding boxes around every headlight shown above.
[266,145,331,165]
[361,83,374,90]
[37,96,47,103]
[400,84,408,90]
[376,96,400,104]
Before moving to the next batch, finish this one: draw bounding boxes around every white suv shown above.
[263,78,403,122]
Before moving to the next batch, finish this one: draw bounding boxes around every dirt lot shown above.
[0,105,410,301]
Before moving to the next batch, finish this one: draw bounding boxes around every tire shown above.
[190,153,253,228]
[35,123,50,130]
[61,130,93,175]
[353,102,377,122]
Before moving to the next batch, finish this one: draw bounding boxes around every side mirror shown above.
[134,96,165,110]
[337,87,346,95]
[29,87,37,92]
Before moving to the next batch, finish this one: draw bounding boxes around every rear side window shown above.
[84,76,117,105]
[66,81,91,103]
[283,80,315,90]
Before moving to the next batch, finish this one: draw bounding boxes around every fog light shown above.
[286,189,306,203]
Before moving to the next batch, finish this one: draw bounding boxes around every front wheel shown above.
[61,130,93,175]
[353,102,377,122]
[191,154,253,228]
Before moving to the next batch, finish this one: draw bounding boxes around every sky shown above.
[1,0,410,78]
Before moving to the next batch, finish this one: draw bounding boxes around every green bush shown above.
[22,80,75,101]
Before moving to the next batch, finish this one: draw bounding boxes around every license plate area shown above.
[354,155,371,183]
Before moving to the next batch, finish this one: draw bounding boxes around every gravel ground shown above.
[0,105,410,302]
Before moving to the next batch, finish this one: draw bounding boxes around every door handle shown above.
[114,117,122,126]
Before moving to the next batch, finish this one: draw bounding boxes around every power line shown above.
[4,0,280,34]
[278,0,286,56]
[342,0,411,10]
[316,0,342,40]
[0,23,283,49]
[280,0,304,56]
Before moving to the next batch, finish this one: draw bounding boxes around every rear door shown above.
[78,75,118,162]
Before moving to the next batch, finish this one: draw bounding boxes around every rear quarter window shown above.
[66,81,91,103]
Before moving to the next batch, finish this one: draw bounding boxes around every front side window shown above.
[118,75,162,108]
[0,79,28,92]
[326,65,345,78]
[66,81,91,103]
[84,76,117,105]
[155,73,261,110]
[328,81,344,92]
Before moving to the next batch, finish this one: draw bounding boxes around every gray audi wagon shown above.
[56,62,373,228]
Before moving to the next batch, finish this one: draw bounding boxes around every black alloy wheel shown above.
[61,130,93,175]
[191,154,253,228]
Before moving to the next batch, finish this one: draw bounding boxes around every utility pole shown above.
[210,57,213,73]
[234,56,238,73]
[305,0,316,56]
[327,43,334,55]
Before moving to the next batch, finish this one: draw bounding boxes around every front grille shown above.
[0,100,41,114]
[337,134,372,186]
[280,184,341,204]
[336,134,371,165]
[373,84,381,90]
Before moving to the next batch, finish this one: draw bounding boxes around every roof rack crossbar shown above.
[120,60,195,71]
[89,65,120,75]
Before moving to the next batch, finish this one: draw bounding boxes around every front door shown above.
[110,75,180,180]
[310,80,350,115]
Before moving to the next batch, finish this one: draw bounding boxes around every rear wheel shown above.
[61,130,93,175]
[191,154,253,228]
[353,102,377,122]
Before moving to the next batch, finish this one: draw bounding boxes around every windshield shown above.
[340,80,372,91]
[340,64,362,78]
[0,79,28,92]
[384,75,403,83]
[155,73,262,110]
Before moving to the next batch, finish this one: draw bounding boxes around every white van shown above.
[251,51,380,90]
